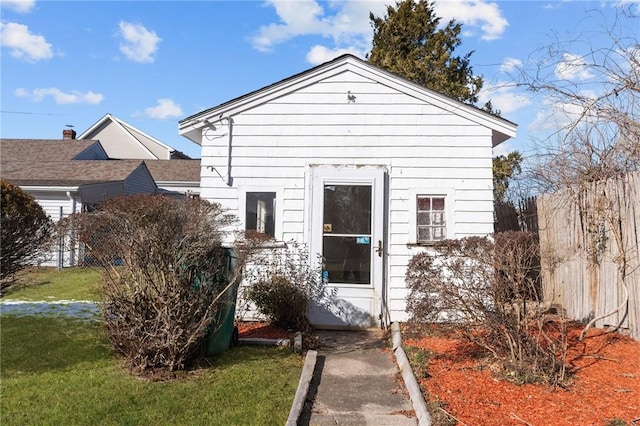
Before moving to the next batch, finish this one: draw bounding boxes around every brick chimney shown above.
[63,129,77,140]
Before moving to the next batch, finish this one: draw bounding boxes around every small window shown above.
[416,196,446,243]
[246,192,276,237]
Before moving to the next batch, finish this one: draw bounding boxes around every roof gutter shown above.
[20,185,81,192]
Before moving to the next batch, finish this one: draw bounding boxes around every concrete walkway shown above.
[298,329,417,426]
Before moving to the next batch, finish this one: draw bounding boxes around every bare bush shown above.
[1,180,53,293]
[60,194,259,377]
[406,233,568,385]
[242,241,331,330]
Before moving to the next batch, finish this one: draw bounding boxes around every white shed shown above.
[179,54,516,328]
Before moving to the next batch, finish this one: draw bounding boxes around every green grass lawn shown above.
[1,315,303,426]
[2,267,102,301]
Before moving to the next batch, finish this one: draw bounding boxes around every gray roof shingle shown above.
[142,160,201,182]
[1,160,146,187]
[0,139,101,162]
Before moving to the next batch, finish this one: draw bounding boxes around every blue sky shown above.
[1,0,638,159]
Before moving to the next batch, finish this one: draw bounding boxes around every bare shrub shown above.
[1,180,53,293]
[60,194,257,377]
[243,242,330,330]
[406,233,568,385]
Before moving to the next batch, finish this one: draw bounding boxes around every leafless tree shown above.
[515,8,639,191]
[512,7,639,338]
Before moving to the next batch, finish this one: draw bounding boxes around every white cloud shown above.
[306,45,364,65]
[250,0,384,52]
[145,98,183,119]
[117,21,161,63]
[15,87,104,104]
[436,0,508,41]
[499,57,522,73]
[249,0,386,56]
[1,0,35,13]
[555,53,595,80]
[492,140,513,157]
[479,82,532,115]
[0,22,52,61]
[250,0,508,62]
[528,91,599,133]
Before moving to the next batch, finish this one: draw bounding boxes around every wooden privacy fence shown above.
[494,197,538,233]
[537,172,640,340]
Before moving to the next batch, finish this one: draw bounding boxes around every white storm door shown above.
[309,167,385,328]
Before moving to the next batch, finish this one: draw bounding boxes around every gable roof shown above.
[0,139,106,162]
[1,160,152,187]
[179,54,517,147]
[79,113,190,159]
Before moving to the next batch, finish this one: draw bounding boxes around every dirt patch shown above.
[237,321,292,339]
[403,323,640,425]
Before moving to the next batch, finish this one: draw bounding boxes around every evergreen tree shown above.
[368,0,483,105]
[492,152,523,202]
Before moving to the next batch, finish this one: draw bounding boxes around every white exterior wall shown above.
[199,71,499,323]
[88,122,156,159]
[21,189,80,267]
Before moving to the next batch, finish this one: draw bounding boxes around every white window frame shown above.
[408,188,454,245]
[238,187,284,240]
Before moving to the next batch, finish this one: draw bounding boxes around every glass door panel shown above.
[322,184,372,285]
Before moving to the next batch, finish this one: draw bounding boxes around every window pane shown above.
[417,196,431,211]
[324,185,371,234]
[417,227,431,242]
[417,211,431,225]
[323,236,370,284]
[246,192,276,236]
[433,227,445,240]
[432,197,445,211]
[416,194,447,243]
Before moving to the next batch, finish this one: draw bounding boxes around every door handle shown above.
[375,240,383,257]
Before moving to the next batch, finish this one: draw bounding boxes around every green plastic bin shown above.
[206,249,240,355]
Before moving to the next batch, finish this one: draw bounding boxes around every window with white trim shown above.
[416,195,446,243]
[245,192,276,237]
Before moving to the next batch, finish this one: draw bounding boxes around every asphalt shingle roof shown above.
[0,139,100,163]
[142,160,201,182]
[1,160,146,187]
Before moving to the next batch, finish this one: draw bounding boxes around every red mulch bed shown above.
[403,323,640,425]
[236,321,292,340]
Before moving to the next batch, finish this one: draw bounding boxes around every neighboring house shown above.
[78,113,191,160]
[0,139,157,266]
[179,54,517,329]
[143,159,201,197]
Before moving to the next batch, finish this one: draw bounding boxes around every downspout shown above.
[224,116,233,186]
[203,116,233,186]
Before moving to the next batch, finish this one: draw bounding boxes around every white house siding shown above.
[198,69,501,324]
[20,190,80,267]
[88,122,155,159]
[125,127,172,159]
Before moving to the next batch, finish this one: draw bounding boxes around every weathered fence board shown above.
[537,172,640,340]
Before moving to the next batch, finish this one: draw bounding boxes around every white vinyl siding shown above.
[197,67,508,323]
